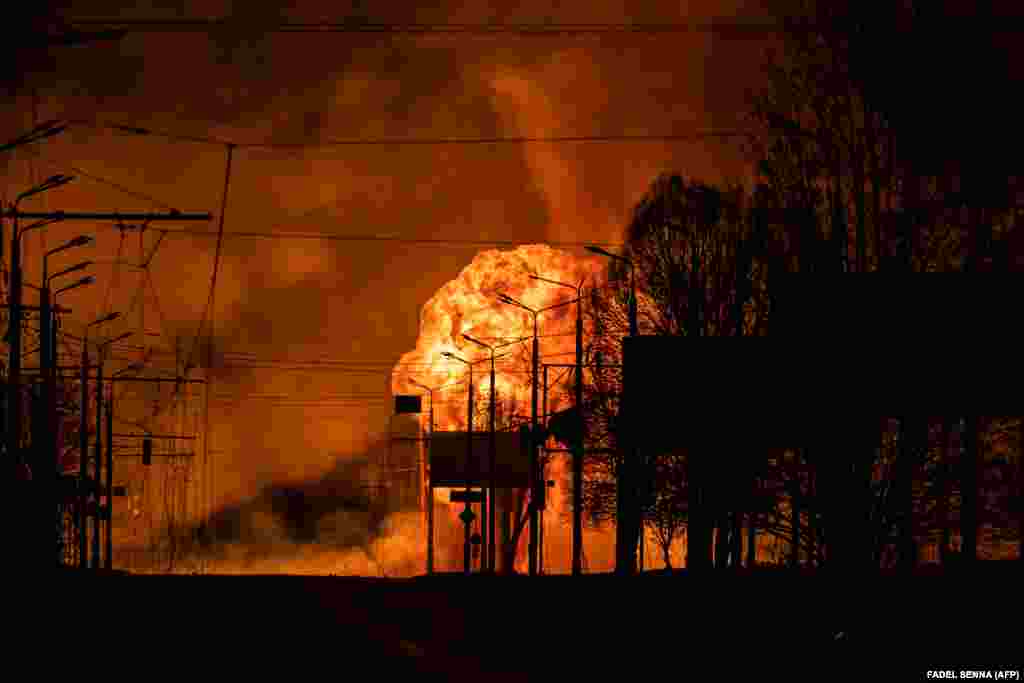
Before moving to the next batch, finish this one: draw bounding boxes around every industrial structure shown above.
[1,148,213,572]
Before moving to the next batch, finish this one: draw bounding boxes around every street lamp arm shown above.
[585,245,630,262]
[529,274,575,290]
[540,297,580,314]
[442,351,471,366]
[48,260,92,283]
[99,331,133,348]
[46,235,93,259]
[497,292,534,313]
[87,311,120,330]
[16,175,74,204]
[494,336,531,349]
[462,333,494,351]
[55,276,94,296]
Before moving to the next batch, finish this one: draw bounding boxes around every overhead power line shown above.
[185,144,235,374]
[132,225,623,248]
[64,19,788,35]
[91,120,753,149]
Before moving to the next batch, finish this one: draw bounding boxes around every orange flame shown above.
[393,244,601,425]
[392,244,608,572]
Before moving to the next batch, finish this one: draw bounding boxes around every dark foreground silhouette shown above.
[46,561,1021,679]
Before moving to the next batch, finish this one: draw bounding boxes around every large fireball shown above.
[393,245,602,427]
[392,244,605,571]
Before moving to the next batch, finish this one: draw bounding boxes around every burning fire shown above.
[391,244,608,572]
[392,244,602,422]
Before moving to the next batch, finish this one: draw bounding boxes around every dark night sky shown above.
[4,0,774,571]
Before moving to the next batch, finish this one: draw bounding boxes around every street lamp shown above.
[55,275,94,297]
[94,329,131,571]
[409,378,437,575]
[16,174,74,203]
[462,334,498,575]
[38,239,94,567]
[1,120,69,154]
[587,245,645,574]
[79,311,119,569]
[462,334,525,573]
[586,246,637,338]
[496,293,578,575]
[441,350,478,575]
[46,262,93,371]
[49,260,93,284]
[6,175,73,572]
[530,274,588,576]
[45,236,93,272]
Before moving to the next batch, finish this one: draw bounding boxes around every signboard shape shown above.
[394,395,423,414]
[621,274,1024,453]
[429,431,529,488]
[770,273,1024,415]
[450,490,484,504]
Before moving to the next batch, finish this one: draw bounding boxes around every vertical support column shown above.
[105,390,113,570]
[92,355,102,567]
[79,345,89,569]
[427,484,434,575]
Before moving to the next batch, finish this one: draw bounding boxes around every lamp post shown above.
[6,174,73,570]
[409,378,436,574]
[104,361,142,569]
[93,330,131,569]
[80,312,119,569]
[46,262,93,380]
[442,351,476,575]
[54,276,94,298]
[585,246,636,337]
[43,249,92,430]
[531,274,587,576]
[461,334,498,574]
[54,275,93,567]
[41,241,92,567]
[586,245,641,574]
[497,293,578,575]
[462,334,526,573]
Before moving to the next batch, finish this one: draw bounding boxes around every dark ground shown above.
[41,563,1022,680]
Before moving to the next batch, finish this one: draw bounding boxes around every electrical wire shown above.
[64,20,787,35]
[185,143,234,374]
[32,158,179,211]
[119,224,624,249]
[81,119,751,150]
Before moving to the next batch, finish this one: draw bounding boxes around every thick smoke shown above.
[8,0,769,574]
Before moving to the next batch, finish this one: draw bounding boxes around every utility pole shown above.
[40,283,53,566]
[530,274,587,576]
[44,235,93,567]
[80,316,122,569]
[93,349,103,567]
[1,205,209,570]
[410,380,436,575]
[442,351,476,574]
[487,357,495,573]
[573,289,584,576]
[105,388,113,569]
[497,293,576,576]
[540,363,548,574]
[529,319,539,576]
[465,368,473,574]
[464,335,523,573]
[79,343,89,568]
[586,246,638,575]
